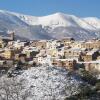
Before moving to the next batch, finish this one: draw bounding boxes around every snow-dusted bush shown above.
[0,65,86,100]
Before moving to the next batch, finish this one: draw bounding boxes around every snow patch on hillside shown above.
[16,66,83,100]
[83,17,100,29]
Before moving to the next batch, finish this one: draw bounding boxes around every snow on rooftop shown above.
[78,60,100,64]
[39,40,47,42]
[54,58,78,61]
[68,47,84,52]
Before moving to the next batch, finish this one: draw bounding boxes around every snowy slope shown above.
[15,12,96,30]
[0,10,100,40]
[83,17,100,29]
[0,65,85,100]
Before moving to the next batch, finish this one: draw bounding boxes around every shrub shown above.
[77,68,97,85]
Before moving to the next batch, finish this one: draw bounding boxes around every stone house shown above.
[84,61,100,73]
[52,58,78,70]
[60,37,75,46]
[81,40,100,49]
[2,48,15,59]
[81,49,99,61]
[64,48,85,61]
[31,40,47,49]
[22,46,39,59]
[37,55,52,65]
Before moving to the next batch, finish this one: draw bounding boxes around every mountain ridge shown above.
[0,10,100,40]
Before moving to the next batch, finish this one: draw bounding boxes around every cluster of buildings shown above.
[0,32,100,74]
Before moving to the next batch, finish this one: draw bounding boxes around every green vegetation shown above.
[65,69,100,100]
[77,68,97,85]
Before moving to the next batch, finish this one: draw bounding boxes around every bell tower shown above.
[10,32,15,41]
[8,30,15,41]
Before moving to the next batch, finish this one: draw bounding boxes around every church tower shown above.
[10,32,15,41]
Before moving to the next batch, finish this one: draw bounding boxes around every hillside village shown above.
[0,31,100,76]
[0,31,100,100]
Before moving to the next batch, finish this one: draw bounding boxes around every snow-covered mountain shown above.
[0,10,100,40]
[16,12,96,30]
